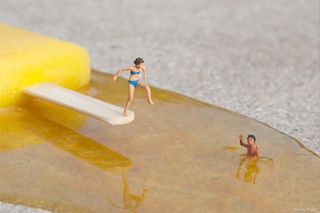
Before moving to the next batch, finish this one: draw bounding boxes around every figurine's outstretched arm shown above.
[239,134,249,148]
[113,67,133,82]
[142,66,148,80]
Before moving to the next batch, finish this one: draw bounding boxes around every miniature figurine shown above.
[239,134,260,158]
[113,57,154,116]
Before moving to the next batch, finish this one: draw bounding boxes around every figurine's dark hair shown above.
[134,57,144,65]
[247,134,256,143]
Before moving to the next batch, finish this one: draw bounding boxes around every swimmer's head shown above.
[134,57,144,68]
[247,134,256,144]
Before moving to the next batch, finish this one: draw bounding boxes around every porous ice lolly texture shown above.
[0,24,90,107]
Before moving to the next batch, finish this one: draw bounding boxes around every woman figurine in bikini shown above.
[113,57,154,116]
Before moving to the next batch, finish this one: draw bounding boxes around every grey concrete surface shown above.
[0,202,51,213]
[0,0,319,212]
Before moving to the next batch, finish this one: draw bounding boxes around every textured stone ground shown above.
[0,0,319,212]
[0,202,51,213]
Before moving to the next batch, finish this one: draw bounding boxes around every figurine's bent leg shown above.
[123,83,135,116]
[138,81,154,104]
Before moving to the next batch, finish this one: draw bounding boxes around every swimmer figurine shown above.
[239,134,260,158]
[113,57,154,116]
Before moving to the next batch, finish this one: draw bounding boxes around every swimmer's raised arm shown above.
[113,66,134,82]
[239,134,249,148]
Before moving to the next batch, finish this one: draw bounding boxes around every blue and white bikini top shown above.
[130,70,141,75]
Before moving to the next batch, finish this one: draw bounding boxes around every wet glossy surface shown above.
[0,71,319,212]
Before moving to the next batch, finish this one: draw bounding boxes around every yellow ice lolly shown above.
[0,24,90,107]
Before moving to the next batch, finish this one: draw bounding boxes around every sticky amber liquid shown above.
[0,70,319,213]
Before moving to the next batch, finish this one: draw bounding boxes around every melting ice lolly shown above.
[0,24,134,125]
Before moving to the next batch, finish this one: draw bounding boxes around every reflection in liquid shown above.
[108,172,149,213]
[236,157,260,184]
[0,108,149,212]
[236,156,273,184]
[224,146,239,152]
[23,97,151,212]
[0,108,131,170]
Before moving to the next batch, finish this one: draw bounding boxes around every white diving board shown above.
[23,83,134,125]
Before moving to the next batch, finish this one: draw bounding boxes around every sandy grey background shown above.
[0,0,319,212]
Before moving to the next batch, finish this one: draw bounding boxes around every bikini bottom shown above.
[128,79,139,87]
